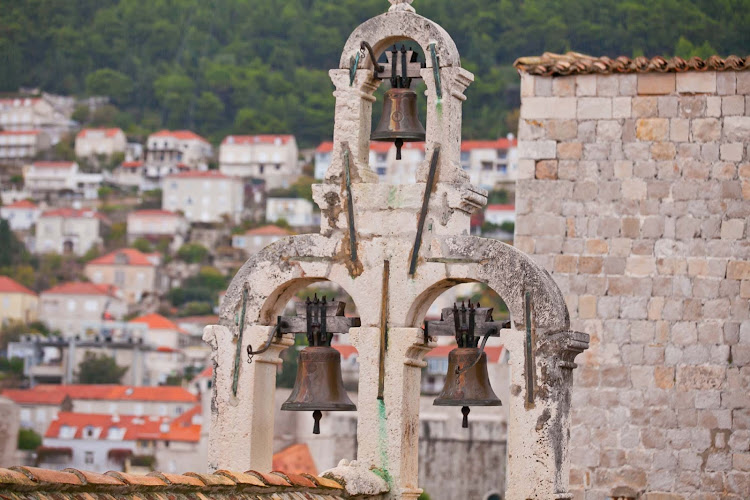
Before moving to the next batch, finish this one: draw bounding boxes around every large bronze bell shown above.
[434,347,502,428]
[281,345,356,434]
[372,87,426,160]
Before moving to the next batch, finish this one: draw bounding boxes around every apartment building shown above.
[0,130,51,163]
[162,170,244,223]
[35,208,108,255]
[0,275,38,325]
[219,134,299,189]
[265,197,314,227]
[0,94,76,144]
[231,225,292,256]
[126,209,188,248]
[84,248,159,304]
[74,128,127,160]
[0,199,40,231]
[146,130,213,170]
[23,161,103,200]
[38,282,127,337]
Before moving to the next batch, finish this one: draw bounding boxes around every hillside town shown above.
[0,89,517,482]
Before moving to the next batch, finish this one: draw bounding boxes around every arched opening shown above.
[417,281,509,500]
[271,280,360,476]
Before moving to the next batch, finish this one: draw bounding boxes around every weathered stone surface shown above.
[676,72,716,94]
[636,119,669,141]
[638,74,676,95]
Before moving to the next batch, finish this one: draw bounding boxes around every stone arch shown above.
[338,10,461,70]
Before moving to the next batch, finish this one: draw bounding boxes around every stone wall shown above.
[515,68,750,499]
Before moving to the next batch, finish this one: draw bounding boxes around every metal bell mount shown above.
[425,301,502,428]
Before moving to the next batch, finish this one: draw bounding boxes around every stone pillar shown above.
[0,396,19,467]
[350,326,433,500]
[203,324,293,472]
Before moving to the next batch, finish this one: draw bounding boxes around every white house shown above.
[146,130,213,171]
[0,130,51,163]
[460,136,519,189]
[74,128,127,160]
[126,209,188,248]
[162,170,244,223]
[232,225,292,256]
[0,199,40,231]
[484,204,516,226]
[219,134,299,189]
[38,281,127,337]
[265,197,314,227]
[35,208,108,255]
[23,161,103,200]
[0,95,76,145]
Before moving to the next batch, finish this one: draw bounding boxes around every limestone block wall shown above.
[515,68,750,499]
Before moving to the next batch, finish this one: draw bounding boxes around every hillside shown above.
[1,0,747,147]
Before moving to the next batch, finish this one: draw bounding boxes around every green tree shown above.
[177,243,209,264]
[154,72,195,126]
[77,352,128,384]
[85,69,134,104]
[17,429,42,450]
[132,238,153,253]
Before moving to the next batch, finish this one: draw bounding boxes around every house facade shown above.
[460,136,519,189]
[0,199,40,231]
[126,209,189,248]
[146,130,213,170]
[0,130,51,163]
[35,208,108,255]
[84,248,159,303]
[23,161,103,200]
[231,225,292,256]
[265,197,314,227]
[162,171,244,223]
[38,282,127,337]
[0,94,76,144]
[74,128,127,160]
[218,134,299,189]
[0,275,38,325]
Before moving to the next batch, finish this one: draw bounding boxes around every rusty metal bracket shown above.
[525,291,535,405]
[246,317,282,364]
[343,145,358,262]
[360,41,384,73]
[377,260,390,400]
[231,288,248,397]
[409,146,440,276]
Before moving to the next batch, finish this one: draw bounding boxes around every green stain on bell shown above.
[376,399,393,486]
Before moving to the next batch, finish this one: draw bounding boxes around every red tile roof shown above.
[315,142,333,153]
[425,345,505,363]
[168,170,233,180]
[151,130,209,144]
[272,444,318,475]
[129,313,182,332]
[32,161,76,168]
[0,130,41,136]
[0,97,41,106]
[1,389,67,405]
[486,204,515,211]
[130,209,179,217]
[514,51,750,76]
[42,281,119,297]
[332,344,358,360]
[462,138,516,151]
[24,384,198,403]
[222,135,294,145]
[244,225,293,236]
[76,128,123,139]
[39,208,109,222]
[87,248,154,267]
[121,161,143,168]
[45,412,200,442]
[4,199,37,209]
[0,276,36,296]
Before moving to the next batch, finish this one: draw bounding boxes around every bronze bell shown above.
[434,347,502,428]
[281,345,356,433]
[371,45,425,160]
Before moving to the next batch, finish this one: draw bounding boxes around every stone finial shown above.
[388,0,415,12]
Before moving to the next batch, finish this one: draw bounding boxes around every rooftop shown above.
[87,248,155,267]
[41,281,119,297]
[150,129,209,144]
[222,134,294,145]
[129,313,184,332]
[514,51,750,76]
[243,225,293,236]
[0,130,42,135]
[0,276,36,296]
[3,384,197,404]
[39,208,109,222]
[129,209,180,217]
[3,199,38,209]
[31,161,76,169]
[45,410,200,442]
[168,170,234,180]
[76,128,123,139]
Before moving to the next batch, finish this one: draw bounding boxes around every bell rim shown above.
[370,132,426,142]
[433,399,502,407]
[280,402,357,411]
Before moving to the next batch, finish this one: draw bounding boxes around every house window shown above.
[67,300,76,312]
[497,150,507,159]
[481,161,493,171]
[85,451,94,464]
[376,167,387,176]
[497,164,507,174]
[85,300,98,312]
[114,270,125,286]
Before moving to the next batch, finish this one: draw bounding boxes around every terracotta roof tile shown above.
[168,170,234,180]
[244,225,293,236]
[514,51,750,76]
[1,389,67,405]
[21,384,197,403]
[244,471,291,487]
[128,313,182,331]
[0,468,36,487]
[301,474,344,490]
[10,466,82,487]
[104,471,165,488]
[62,469,124,487]
[0,276,36,296]
[213,470,265,487]
[222,134,294,145]
[121,161,143,168]
[426,345,505,363]
[147,472,203,488]
[39,208,109,223]
[32,161,76,168]
[87,248,154,267]
[130,209,179,217]
[461,138,516,151]
[272,472,316,488]
[272,444,318,475]
[150,130,209,143]
[76,128,123,139]
[0,130,41,136]
[4,199,38,209]
[486,204,515,211]
[182,472,236,487]
[42,281,119,297]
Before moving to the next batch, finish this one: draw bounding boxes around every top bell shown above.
[371,45,426,160]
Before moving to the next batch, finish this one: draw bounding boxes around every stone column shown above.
[203,324,293,472]
[350,326,433,500]
[326,69,380,183]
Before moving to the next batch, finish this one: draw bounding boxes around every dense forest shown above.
[1,0,748,147]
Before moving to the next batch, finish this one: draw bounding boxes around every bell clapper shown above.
[461,406,470,428]
[312,410,323,434]
[395,138,404,160]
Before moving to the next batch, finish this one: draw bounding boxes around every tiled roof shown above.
[222,134,294,145]
[130,209,179,217]
[332,345,358,360]
[87,248,154,267]
[0,467,346,499]
[129,313,183,332]
[462,138,516,151]
[45,412,191,441]
[425,345,505,363]
[32,161,76,168]
[4,199,37,209]
[150,129,209,143]
[42,281,119,297]
[168,170,233,180]
[121,161,143,168]
[486,204,515,211]
[76,128,123,139]
[272,444,318,475]
[0,97,41,106]
[315,141,334,153]
[514,51,750,76]
[0,276,36,296]
[0,389,67,405]
[39,208,109,222]
[244,225,293,236]
[0,130,41,136]
[11,384,197,403]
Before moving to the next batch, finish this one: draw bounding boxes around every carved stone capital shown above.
[388,0,415,12]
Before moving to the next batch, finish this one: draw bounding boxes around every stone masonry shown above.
[515,57,750,499]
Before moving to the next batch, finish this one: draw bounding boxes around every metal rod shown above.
[231,288,248,397]
[349,51,361,86]
[409,146,440,276]
[360,41,384,73]
[343,145,358,262]
[246,318,281,361]
[429,42,442,100]
[525,291,534,404]
[377,260,390,400]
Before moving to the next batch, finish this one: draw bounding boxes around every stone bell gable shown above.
[205,3,588,500]
[514,52,750,499]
